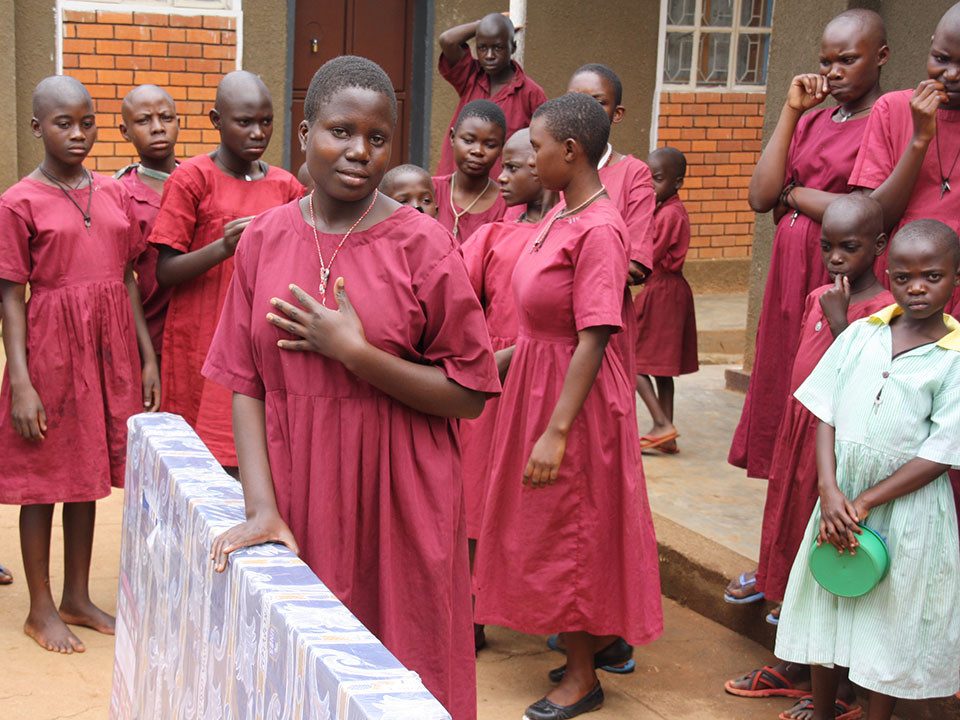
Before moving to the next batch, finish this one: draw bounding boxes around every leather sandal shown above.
[523,681,603,720]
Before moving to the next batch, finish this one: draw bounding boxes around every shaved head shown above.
[936,2,960,38]
[824,8,887,49]
[215,70,271,113]
[822,194,884,239]
[380,163,431,195]
[477,12,514,44]
[892,219,960,267]
[33,75,92,119]
[503,127,531,154]
[121,84,175,123]
[648,146,686,179]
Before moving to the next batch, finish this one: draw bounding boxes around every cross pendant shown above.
[942,178,951,200]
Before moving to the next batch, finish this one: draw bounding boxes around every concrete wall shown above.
[13,0,56,185]
[0,0,18,192]
[242,0,290,169]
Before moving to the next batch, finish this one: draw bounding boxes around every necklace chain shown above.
[308,189,378,301]
[37,165,93,230]
[449,175,494,239]
[935,114,960,200]
[531,186,607,252]
[836,104,872,122]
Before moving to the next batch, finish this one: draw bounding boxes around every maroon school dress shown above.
[118,166,169,359]
[634,194,698,376]
[202,202,500,720]
[729,107,869,479]
[432,173,507,245]
[473,199,663,644]
[0,175,143,504]
[849,89,960,315]
[599,154,656,270]
[437,52,547,178]
[460,219,539,539]
[756,285,894,602]
[149,154,303,466]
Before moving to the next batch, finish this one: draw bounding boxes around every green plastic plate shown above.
[809,524,890,598]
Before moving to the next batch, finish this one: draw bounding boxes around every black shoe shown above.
[548,637,633,682]
[523,682,603,720]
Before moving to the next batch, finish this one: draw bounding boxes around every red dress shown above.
[437,52,547,178]
[0,175,143,504]
[599,154,656,269]
[432,173,507,245]
[634,194,698,376]
[149,154,303,466]
[474,199,663,645]
[460,219,538,539]
[756,286,894,602]
[118,167,170,359]
[849,89,960,315]
[729,108,869,479]
[202,202,500,720]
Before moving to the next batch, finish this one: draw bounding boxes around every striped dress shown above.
[775,305,960,700]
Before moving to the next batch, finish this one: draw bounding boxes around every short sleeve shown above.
[201,231,265,400]
[148,165,203,253]
[917,358,960,468]
[526,81,548,115]
[848,93,899,191]
[438,48,479,96]
[416,247,500,395]
[622,165,656,267]
[0,202,32,284]
[120,189,147,264]
[651,202,684,267]
[793,320,864,425]
[572,224,627,333]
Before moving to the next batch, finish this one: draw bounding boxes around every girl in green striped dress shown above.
[775,218,960,719]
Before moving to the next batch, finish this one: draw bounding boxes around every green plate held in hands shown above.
[809,523,890,598]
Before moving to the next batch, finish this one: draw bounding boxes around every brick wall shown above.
[656,91,765,260]
[61,9,237,174]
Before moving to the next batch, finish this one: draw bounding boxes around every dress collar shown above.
[867,303,960,351]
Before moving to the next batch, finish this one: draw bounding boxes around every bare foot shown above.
[725,569,760,600]
[59,599,115,635]
[24,610,86,653]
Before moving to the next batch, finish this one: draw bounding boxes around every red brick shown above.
[721,92,747,103]
[115,25,151,41]
[743,140,762,152]
[685,153,704,165]
[707,104,730,116]
[202,129,220,143]
[180,58,220,73]
[220,31,237,46]
[64,10,96,23]
[707,128,734,140]
[98,10,133,24]
[62,53,79,66]
[167,86,188,100]
[133,41,167,56]
[97,69,133,85]
[700,223,724,234]
[744,116,764,128]
[170,15,204,28]
[716,165,739,177]
[715,189,740,201]
[659,103,681,115]
[185,28,219,44]
[704,152,729,164]
[177,129,202,142]
[88,85,117,100]
[185,114,210,129]
[63,39,96,54]
[745,93,766,103]
[97,155,129,172]
[724,223,750,234]
[169,71,203,87]
[694,92,723,104]
[719,116,745,128]
[152,27,186,42]
[183,142,211,155]
[98,99,122,114]
[219,60,235,73]
[133,71,170,85]
[151,57,186,72]
[694,115,719,128]
[702,176,727,188]
[733,128,756,139]
[658,128,681,141]
[133,13,168,26]
[98,127,125,143]
[96,39,132,54]
[78,53,115,69]
[168,43,202,58]
[187,86,217,101]
[66,69,96,84]
[202,45,234,59]
[700,248,723,258]
[683,177,703,189]
[671,141,692,152]
[203,16,236,30]
[684,103,708,115]
[690,140,715,152]
[735,234,755,245]
[117,56,150,70]
[177,100,204,115]
[690,236,710,248]
[679,128,706,140]
[729,152,755,163]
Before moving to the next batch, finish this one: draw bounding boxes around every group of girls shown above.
[725,6,960,720]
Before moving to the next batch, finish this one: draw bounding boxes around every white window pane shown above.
[737,33,770,84]
[667,0,696,25]
[701,0,734,27]
[664,31,694,83]
[740,0,774,28]
[698,32,730,84]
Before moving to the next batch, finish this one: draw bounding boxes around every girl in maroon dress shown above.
[725,9,890,603]
[634,147,698,453]
[725,196,891,719]
[203,57,499,720]
[433,99,507,243]
[474,93,662,720]
[0,76,159,654]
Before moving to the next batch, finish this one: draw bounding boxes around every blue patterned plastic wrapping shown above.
[109,413,451,720]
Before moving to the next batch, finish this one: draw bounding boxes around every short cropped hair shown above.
[572,63,623,106]
[894,219,960,266]
[454,99,507,136]
[304,55,397,125]
[533,93,611,166]
[380,163,432,194]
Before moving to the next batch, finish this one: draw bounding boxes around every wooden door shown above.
[290,0,415,173]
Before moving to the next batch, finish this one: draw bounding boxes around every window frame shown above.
[660,0,773,92]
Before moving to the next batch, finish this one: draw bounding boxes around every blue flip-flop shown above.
[724,572,764,604]
[766,610,780,626]
[600,658,636,674]
[546,633,563,653]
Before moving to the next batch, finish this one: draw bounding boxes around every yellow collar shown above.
[867,303,960,351]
